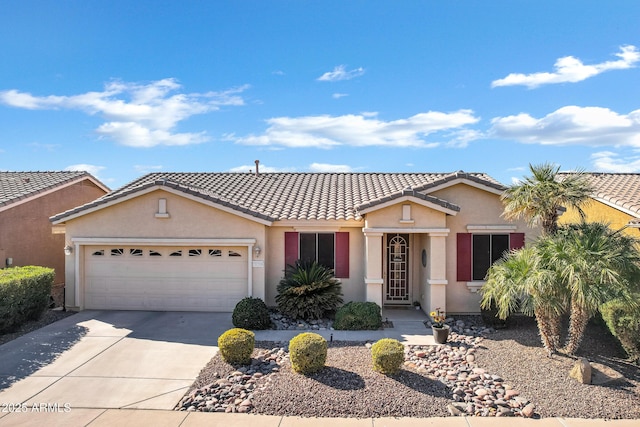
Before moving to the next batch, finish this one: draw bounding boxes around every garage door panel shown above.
[84,246,248,312]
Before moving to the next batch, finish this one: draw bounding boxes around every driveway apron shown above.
[0,311,231,410]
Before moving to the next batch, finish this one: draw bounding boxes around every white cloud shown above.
[308,163,354,173]
[490,106,640,147]
[233,110,479,149]
[332,93,349,99]
[64,164,105,178]
[317,65,365,82]
[492,45,639,88]
[591,151,640,172]
[0,79,249,148]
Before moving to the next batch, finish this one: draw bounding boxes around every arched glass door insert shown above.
[385,234,410,304]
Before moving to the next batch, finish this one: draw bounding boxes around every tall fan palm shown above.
[501,163,593,236]
[481,246,565,355]
[550,223,640,354]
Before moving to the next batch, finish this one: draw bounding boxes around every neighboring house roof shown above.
[0,171,109,213]
[557,172,640,217]
[51,171,505,224]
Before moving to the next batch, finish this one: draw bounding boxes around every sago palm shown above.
[501,163,593,235]
[276,260,344,321]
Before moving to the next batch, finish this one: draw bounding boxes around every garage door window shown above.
[130,249,143,257]
[92,250,104,256]
[209,249,222,257]
[189,249,202,257]
[170,250,182,257]
[111,248,124,256]
[149,250,162,257]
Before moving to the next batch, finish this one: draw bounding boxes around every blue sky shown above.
[1,1,639,189]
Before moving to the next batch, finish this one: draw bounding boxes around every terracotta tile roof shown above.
[557,172,640,217]
[0,171,94,209]
[51,172,505,223]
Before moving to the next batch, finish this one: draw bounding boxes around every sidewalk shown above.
[0,408,637,426]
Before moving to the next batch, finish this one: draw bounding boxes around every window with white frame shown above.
[472,234,510,281]
[299,233,335,269]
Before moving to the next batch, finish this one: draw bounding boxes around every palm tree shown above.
[501,163,593,235]
[549,223,640,354]
[481,246,565,355]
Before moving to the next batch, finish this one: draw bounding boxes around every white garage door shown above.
[84,246,248,312]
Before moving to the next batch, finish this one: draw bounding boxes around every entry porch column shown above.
[427,232,448,313]
[364,231,384,307]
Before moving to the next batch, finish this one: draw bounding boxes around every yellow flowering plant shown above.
[430,308,446,328]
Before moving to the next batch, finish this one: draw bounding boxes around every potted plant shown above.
[429,307,449,344]
[412,300,421,310]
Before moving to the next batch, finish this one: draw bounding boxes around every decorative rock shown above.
[569,357,592,384]
[522,403,536,418]
[447,402,467,416]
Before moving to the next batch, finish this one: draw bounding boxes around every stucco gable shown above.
[51,180,274,226]
[415,171,506,196]
[356,188,459,216]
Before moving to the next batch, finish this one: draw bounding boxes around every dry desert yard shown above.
[181,316,640,419]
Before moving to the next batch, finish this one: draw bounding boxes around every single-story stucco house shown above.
[50,169,532,314]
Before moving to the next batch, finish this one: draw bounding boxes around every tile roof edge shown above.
[1,171,107,209]
[355,188,461,213]
[51,178,276,223]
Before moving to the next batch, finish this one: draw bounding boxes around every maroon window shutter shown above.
[456,233,472,281]
[334,232,349,278]
[284,232,299,269]
[509,233,525,250]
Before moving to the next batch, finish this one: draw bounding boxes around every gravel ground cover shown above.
[181,315,640,419]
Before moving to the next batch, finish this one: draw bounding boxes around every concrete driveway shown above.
[0,310,232,411]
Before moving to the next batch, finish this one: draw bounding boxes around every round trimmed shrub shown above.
[333,301,382,330]
[232,297,272,330]
[218,328,255,365]
[371,338,404,374]
[289,332,327,374]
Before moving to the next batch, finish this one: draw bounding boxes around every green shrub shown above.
[371,338,405,374]
[289,332,327,374]
[0,266,54,334]
[333,301,382,330]
[217,328,255,365]
[232,297,272,330]
[600,297,640,363]
[276,260,343,321]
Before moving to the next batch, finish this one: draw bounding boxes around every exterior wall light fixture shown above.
[64,245,73,256]
[254,246,262,257]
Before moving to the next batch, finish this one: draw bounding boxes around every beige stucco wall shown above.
[364,201,448,229]
[264,225,365,307]
[431,183,535,314]
[62,189,267,309]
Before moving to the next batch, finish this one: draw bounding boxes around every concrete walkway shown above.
[0,309,634,426]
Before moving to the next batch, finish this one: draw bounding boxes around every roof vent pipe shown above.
[255,160,260,176]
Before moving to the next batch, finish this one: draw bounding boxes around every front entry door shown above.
[385,234,410,304]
